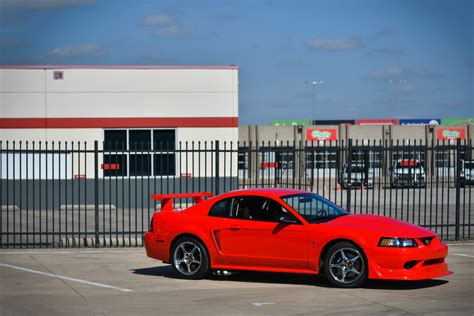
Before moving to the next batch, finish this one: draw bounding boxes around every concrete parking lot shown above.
[1,243,473,315]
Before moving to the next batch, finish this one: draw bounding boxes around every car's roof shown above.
[219,188,308,198]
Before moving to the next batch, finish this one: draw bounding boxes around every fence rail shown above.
[0,139,472,248]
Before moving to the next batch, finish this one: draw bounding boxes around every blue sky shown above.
[0,0,472,124]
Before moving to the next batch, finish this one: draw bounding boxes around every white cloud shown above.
[365,48,403,56]
[307,38,361,52]
[152,25,194,37]
[142,13,194,38]
[48,42,104,58]
[1,0,94,11]
[413,68,444,79]
[142,14,173,26]
[368,65,404,80]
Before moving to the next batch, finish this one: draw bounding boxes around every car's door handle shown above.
[230,226,241,231]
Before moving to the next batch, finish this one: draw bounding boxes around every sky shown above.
[0,0,473,124]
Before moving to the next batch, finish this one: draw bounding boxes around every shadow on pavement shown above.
[132,265,448,290]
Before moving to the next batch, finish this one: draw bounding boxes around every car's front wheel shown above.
[171,237,210,279]
[324,241,368,288]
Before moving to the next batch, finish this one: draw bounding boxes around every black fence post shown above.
[455,139,461,240]
[94,141,100,247]
[347,139,353,213]
[215,140,220,195]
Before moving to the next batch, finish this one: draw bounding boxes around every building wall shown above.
[0,66,239,179]
[240,124,473,146]
[0,66,238,144]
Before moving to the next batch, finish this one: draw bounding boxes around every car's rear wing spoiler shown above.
[150,192,214,212]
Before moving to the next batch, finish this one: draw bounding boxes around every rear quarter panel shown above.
[152,210,224,265]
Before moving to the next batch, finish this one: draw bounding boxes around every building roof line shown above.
[0,65,239,70]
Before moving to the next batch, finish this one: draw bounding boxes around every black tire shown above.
[170,236,210,280]
[324,241,368,288]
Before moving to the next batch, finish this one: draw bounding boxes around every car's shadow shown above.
[132,265,448,290]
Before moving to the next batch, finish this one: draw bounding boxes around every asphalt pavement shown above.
[0,243,473,315]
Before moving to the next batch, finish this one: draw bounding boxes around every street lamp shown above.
[389,79,407,119]
[305,80,323,122]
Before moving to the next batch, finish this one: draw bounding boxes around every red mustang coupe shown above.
[144,188,451,288]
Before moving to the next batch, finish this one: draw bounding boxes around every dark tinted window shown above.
[104,130,127,151]
[129,154,151,176]
[232,196,290,222]
[154,130,175,150]
[154,154,176,176]
[103,154,127,177]
[129,130,151,150]
[209,198,232,217]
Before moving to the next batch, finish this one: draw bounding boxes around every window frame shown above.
[208,197,233,218]
[223,195,301,224]
[103,128,177,178]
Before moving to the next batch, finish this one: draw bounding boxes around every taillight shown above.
[148,214,154,232]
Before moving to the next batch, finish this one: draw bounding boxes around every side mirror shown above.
[279,215,298,224]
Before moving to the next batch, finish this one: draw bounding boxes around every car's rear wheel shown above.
[324,241,368,288]
[171,237,210,279]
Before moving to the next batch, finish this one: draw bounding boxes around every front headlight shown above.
[378,237,418,247]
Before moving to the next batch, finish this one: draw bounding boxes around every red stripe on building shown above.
[0,117,238,129]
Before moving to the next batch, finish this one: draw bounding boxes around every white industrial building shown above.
[0,65,238,143]
[0,66,239,179]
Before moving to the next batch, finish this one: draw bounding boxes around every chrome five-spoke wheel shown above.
[173,241,202,276]
[324,242,368,288]
[171,237,210,279]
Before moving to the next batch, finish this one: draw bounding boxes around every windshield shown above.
[281,193,348,223]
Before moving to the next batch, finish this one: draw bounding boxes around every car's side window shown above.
[232,196,295,222]
[208,198,232,218]
[293,197,339,217]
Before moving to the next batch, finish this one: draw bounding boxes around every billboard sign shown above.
[306,128,337,141]
[271,120,311,126]
[399,119,440,126]
[313,119,355,125]
[441,118,474,125]
[437,128,465,140]
[355,119,398,125]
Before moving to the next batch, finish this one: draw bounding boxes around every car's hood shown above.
[324,214,435,238]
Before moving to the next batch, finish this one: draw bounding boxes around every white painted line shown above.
[0,250,144,255]
[0,263,133,292]
[252,302,275,307]
[451,253,474,258]
[446,243,474,246]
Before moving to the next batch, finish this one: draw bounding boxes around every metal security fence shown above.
[0,139,472,248]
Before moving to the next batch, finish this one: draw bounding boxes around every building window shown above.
[103,129,176,177]
[104,130,127,151]
[53,71,64,80]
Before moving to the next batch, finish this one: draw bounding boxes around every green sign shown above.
[442,118,474,125]
[271,120,311,126]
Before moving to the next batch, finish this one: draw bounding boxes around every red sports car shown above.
[144,188,452,288]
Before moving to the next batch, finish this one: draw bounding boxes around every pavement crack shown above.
[341,290,415,315]
[27,252,89,302]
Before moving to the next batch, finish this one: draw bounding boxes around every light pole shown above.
[389,79,407,119]
[306,80,323,122]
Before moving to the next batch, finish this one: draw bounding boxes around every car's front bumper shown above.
[368,238,452,280]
